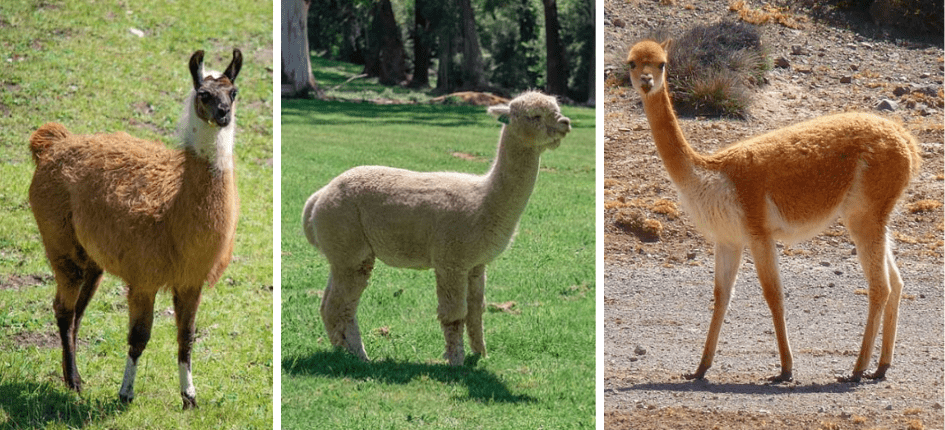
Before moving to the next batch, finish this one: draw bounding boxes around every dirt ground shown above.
[603,1,944,429]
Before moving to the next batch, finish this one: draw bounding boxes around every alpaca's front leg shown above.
[466,265,487,356]
[119,289,155,404]
[173,288,202,409]
[436,268,468,366]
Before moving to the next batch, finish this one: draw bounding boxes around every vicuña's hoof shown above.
[767,371,793,383]
[837,371,864,383]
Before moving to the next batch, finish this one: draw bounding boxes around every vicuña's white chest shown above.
[676,167,748,246]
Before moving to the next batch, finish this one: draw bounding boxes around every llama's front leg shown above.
[466,265,487,357]
[435,268,468,366]
[321,258,373,361]
[685,242,742,380]
[750,237,794,383]
[119,289,155,404]
[173,288,203,409]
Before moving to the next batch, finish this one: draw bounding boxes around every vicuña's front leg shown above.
[466,265,487,357]
[750,237,794,383]
[685,242,742,380]
[436,268,468,366]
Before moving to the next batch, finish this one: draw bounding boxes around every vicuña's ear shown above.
[660,39,674,53]
[225,49,242,83]
[487,104,511,124]
[189,50,205,90]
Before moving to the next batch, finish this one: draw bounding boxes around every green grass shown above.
[0,1,272,428]
[281,95,595,428]
[310,55,440,103]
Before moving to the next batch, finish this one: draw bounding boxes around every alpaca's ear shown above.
[224,48,242,83]
[488,104,511,124]
[660,39,674,53]
[189,50,205,90]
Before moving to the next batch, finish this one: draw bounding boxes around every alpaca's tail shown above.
[29,122,70,164]
[302,190,322,248]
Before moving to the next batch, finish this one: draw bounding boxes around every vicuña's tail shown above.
[29,122,70,164]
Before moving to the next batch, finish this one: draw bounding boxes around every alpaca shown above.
[28,49,242,408]
[626,40,921,383]
[302,91,571,366]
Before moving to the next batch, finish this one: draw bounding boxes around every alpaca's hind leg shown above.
[436,268,469,366]
[321,258,373,361]
[870,244,903,380]
[173,287,203,409]
[685,242,742,380]
[839,215,891,383]
[466,265,487,356]
[119,289,155,404]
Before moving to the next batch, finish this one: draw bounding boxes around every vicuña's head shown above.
[487,91,571,151]
[627,40,671,97]
[189,49,242,128]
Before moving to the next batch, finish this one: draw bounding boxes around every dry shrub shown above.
[650,198,679,219]
[615,208,662,242]
[906,418,925,430]
[908,199,943,213]
[729,0,806,29]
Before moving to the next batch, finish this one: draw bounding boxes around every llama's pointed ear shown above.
[488,104,511,124]
[225,49,243,83]
[189,50,205,90]
[660,39,674,53]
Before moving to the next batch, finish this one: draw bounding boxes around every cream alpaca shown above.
[303,91,571,366]
[626,40,920,382]
[29,49,242,408]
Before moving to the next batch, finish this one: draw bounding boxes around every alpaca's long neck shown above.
[642,86,701,187]
[481,127,542,237]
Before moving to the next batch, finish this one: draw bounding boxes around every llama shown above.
[302,91,571,366]
[28,49,241,408]
[625,40,921,383]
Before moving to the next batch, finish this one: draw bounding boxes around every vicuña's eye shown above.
[628,61,636,69]
[658,63,665,70]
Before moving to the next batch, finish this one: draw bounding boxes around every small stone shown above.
[839,76,852,84]
[920,72,931,79]
[613,18,626,28]
[774,57,790,68]
[850,64,859,71]
[876,99,898,111]
[834,270,843,275]
[791,45,809,55]
[933,402,943,410]
[819,261,831,267]
[634,345,647,356]
[893,86,911,97]
[885,404,894,410]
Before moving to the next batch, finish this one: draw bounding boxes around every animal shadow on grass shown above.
[0,381,126,429]
[282,350,536,403]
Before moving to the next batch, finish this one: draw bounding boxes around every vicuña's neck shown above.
[642,86,700,187]
[482,127,542,233]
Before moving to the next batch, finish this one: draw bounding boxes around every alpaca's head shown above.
[189,49,242,128]
[488,91,571,151]
[627,40,671,97]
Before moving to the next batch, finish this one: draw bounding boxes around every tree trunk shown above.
[459,0,485,89]
[281,0,321,98]
[435,3,458,94]
[541,0,568,97]
[409,0,432,88]
[585,0,596,106]
[363,0,407,86]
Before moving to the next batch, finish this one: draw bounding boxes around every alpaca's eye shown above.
[628,61,636,69]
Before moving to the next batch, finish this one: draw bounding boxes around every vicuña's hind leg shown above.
[119,289,155,404]
[686,242,743,380]
[466,265,487,357]
[321,257,373,361]
[870,244,903,380]
[173,287,202,409]
[840,214,892,383]
[436,268,468,366]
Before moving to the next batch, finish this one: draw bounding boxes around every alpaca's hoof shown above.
[181,393,198,410]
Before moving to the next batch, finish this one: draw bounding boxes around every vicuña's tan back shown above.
[626,39,920,383]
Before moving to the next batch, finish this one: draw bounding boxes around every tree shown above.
[363,0,407,86]
[459,0,485,89]
[542,0,568,97]
[282,0,322,97]
[409,0,434,88]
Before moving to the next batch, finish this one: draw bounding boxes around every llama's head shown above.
[627,40,671,97]
[488,91,571,151]
[189,49,242,128]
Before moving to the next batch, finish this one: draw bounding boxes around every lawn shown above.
[0,1,272,428]
[281,66,596,428]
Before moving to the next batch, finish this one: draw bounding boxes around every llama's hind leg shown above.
[869,244,903,380]
[466,265,487,357]
[173,287,202,409]
[321,258,373,361]
[436,268,468,366]
[119,288,155,404]
[50,253,95,392]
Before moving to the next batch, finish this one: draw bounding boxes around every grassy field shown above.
[281,59,595,428]
[0,1,272,428]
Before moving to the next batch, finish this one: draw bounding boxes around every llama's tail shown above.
[302,190,322,248]
[29,122,70,164]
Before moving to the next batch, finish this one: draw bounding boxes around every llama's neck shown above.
[180,108,235,174]
[481,127,542,236]
[642,86,702,187]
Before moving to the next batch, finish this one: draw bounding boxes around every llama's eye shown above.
[197,91,212,101]
[230,89,238,99]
